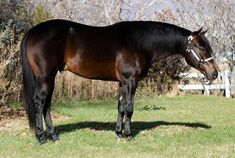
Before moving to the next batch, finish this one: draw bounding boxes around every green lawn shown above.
[1,95,235,158]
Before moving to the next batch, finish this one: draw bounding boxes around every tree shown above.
[0,0,52,106]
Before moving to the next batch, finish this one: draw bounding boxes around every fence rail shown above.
[178,71,235,98]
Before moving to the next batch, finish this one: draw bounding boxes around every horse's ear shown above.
[192,27,203,36]
[200,29,208,36]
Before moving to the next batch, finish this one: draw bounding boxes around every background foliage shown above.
[0,0,51,106]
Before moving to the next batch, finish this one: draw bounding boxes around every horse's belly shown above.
[65,60,118,81]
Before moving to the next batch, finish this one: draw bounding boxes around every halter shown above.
[186,35,213,66]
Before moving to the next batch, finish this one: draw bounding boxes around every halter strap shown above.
[186,48,213,63]
[186,35,213,64]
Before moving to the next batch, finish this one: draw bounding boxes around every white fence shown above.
[178,71,234,98]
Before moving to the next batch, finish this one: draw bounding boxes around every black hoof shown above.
[126,135,133,141]
[124,133,133,140]
[115,131,123,139]
[38,134,47,144]
[48,133,60,141]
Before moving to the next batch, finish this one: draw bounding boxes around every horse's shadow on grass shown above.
[55,121,211,137]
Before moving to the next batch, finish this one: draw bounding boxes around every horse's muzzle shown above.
[205,70,218,81]
[199,60,218,82]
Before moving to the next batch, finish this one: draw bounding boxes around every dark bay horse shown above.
[21,19,218,144]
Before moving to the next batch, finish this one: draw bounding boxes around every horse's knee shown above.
[118,104,125,112]
[126,105,133,113]
[125,101,134,117]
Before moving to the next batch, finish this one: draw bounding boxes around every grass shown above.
[1,95,235,158]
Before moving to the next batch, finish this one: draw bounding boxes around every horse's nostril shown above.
[213,72,218,79]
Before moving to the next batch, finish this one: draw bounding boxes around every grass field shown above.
[0,95,235,158]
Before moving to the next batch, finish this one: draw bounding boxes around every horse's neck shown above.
[151,35,188,63]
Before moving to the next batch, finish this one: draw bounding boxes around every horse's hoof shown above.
[115,131,123,139]
[38,134,47,144]
[49,133,60,141]
[124,133,133,140]
[126,135,133,141]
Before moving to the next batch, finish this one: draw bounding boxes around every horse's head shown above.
[184,27,218,82]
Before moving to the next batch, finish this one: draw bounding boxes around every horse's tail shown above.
[21,32,36,130]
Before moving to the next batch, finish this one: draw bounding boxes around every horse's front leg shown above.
[124,77,137,138]
[116,76,137,139]
[116,84,125,138]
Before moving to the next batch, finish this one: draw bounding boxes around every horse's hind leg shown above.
[33,77,53,144]
[43,77,59,141]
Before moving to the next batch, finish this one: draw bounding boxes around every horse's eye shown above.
[195,44,205,51]
[199,46,205,51]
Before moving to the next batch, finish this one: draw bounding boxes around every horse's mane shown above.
[115,21,191,53]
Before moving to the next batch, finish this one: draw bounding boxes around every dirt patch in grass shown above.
[0,106,26,120]
[154,125,205,136]
[0,117,27,133]
[0,106,69,133]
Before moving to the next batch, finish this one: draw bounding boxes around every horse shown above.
[20,19,218,144]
